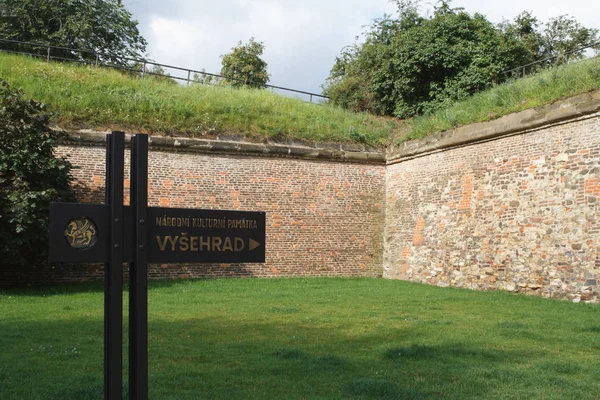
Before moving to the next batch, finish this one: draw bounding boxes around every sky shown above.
[123,0,600,98]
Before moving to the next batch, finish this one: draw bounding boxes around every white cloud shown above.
[148,18,211,68]
[451,0,600,28]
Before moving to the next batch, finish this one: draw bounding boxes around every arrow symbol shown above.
[249,238,261,251]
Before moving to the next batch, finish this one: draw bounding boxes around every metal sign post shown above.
[106,132,124,400]
[129,134,148,400]
[48,131,266,400]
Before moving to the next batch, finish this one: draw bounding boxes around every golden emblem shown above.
[64,218,97,249]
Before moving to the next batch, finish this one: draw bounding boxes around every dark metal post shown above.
[105,132,125,400]
[129,134,149,400]
[104,134,112,399]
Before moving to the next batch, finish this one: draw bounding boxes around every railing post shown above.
[95,54,99,67]
[47,46,51,62]
[522,66,526,78]
[141,62,146,79]
[187,70,191,86]
[310,94,313,103]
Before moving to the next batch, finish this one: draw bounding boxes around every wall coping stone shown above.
[387,90,600,163]
[54,129,386,165]
[54,90,600,166]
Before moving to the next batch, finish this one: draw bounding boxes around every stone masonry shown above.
[2,91,599,303]
[384,95,600,303]
[0,135,385,285]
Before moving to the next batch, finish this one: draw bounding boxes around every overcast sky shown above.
[123,0,600,97]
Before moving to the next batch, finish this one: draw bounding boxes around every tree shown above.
[220,38,270,89]
[499,12,544,63]
[324,13,408,114]
[325,1,530,117]
[324,0,599,118]
[540,15,598,63]
[500,12,599,72]
[0,0,147,66]
[0,79,76,266]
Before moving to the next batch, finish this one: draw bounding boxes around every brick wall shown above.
[4,93,599,303]
[2,139,385,285]
[384,112,600,302]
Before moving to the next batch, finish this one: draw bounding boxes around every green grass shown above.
[402,58,600,141]
[2,53,600,148]
[0,53,397,145]
[1,278,599,399]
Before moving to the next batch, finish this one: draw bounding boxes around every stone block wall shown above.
[4,92,600,304]
[1,135,385,285]
[384,110,600,302]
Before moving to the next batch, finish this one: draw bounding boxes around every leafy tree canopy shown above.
[220,38,270,89]
[0,0,147,66]
[0,79,76,266]
[324,0,599,118]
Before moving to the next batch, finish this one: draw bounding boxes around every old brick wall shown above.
[5,93,599,302]
[3,137,385,285]
[384,112,600,302]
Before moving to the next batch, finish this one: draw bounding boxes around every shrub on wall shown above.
[0,79,75,266]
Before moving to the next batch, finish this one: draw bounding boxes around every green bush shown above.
[325,76,374,113]
[0,79,75,266]
[220,38,270,89]
[324,1,598,119]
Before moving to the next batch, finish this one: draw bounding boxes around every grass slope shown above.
[2,53,599,146]
[0,53,396,145]
[402,58,600,141]
[1,278,599,399]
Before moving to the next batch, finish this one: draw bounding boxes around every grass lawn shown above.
[0,53,397,145]
[1,278,599,399]
[402,57,600,142]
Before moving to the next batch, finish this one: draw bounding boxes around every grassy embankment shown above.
[1,52,599,145]
[403,58,600,141]
[1,278,599,399]
[0,53,397,146]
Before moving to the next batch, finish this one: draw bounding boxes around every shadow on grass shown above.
[0,279,105,296]
[0,275,253,296]
[4,313,593,400]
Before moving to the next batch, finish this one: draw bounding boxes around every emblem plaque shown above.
[64,217,98,249]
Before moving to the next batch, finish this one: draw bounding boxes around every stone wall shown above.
[1,134,386,285]
[384,93,600,302]
[4,91,600,303]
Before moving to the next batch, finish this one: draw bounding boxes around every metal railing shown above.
[0,38,329,103]
[502,41,600,78]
